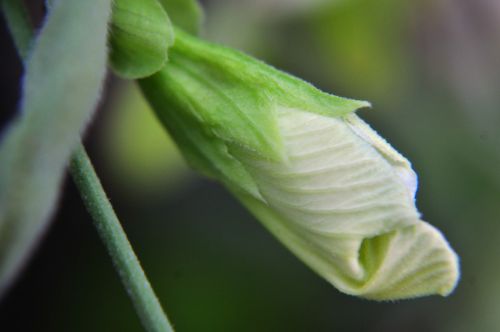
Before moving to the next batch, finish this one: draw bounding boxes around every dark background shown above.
[1,0,500,331]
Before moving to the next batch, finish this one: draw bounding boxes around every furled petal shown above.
[232,108,419,237]
[231,107,459,300]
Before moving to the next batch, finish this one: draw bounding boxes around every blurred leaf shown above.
[0,0,112,295]
[158,0,204,35]
[310,0,412,100]
[109,0,174,79]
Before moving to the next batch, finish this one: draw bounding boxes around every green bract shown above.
[140,30,459,300]
[109,0,174,79]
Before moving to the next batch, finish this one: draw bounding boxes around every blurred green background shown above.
[1,0,500,331]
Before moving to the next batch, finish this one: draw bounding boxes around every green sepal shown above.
[109,0,174,79]
[154,29,368,161]
[171,29,370,120]
[157,0,204,35]
[142,28,284,161]
[140,29,369,196]
[139,73,263,200]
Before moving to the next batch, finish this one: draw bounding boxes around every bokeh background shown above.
[1,0,500,331]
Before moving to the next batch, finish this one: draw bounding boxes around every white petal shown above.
[345,114,418,199]
[231,107,459,300]
[234,108,419,237]
[237,192,459,300]
[352,221,460,300]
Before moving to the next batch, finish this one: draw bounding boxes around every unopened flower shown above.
[140,29,459,300]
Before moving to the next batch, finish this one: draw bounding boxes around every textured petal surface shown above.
[353,221,459,300]
[232,108,459,300]
[233,108,419,237]
[237,191,459,300]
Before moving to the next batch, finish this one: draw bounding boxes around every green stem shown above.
[2,1,174,331]
[70,146,174,332]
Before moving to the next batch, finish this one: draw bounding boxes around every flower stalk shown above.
[70,146,174,332]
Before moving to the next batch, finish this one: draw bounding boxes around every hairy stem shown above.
[69,146,174,332]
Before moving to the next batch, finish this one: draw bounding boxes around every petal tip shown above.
[437,247,460,297]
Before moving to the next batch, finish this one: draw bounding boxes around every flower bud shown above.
[139,29,459,300]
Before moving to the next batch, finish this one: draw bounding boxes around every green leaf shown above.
[158,0,203,35]
[109,0,174,79]
[0,0,112,295]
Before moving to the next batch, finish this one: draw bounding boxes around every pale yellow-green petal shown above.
[230,108,459,300]
[344,113,418,199]
[352,221,459,300]
[231,108,419,237]
[237,192,459,300]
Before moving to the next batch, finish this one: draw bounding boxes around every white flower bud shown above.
[140,29,460,300]
[232,108,459,300]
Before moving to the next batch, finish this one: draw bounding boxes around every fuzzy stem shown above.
[69,146,174,332]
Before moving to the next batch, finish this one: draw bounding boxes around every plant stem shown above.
[2,1,174,331]
[69,146,174,332]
